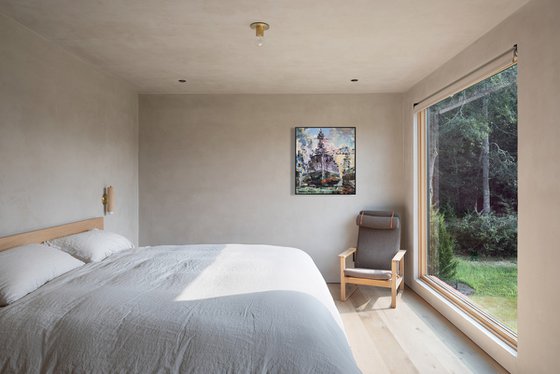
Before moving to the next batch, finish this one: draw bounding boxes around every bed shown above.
[0,218,360,373]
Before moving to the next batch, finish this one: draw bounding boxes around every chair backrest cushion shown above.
[355,211,400,230]
[355,211,401,271]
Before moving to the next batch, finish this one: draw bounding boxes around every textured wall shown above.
[402,0,560,372]
[0,14,138,243]
[139,94,404,281]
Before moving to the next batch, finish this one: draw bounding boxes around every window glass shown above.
[425,65,518,332]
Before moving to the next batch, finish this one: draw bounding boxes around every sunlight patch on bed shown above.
[174,244,272,301]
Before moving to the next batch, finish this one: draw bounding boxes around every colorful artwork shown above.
[295,127,356,195]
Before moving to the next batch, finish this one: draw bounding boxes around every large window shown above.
[417,64,518,348]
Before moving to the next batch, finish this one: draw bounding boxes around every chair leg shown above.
[399,258,405,291]
[391,259,398,308]
[340,255,348,301]
[391,282,397,308]
[340,278,358,302]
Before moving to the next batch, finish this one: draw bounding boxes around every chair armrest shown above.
[392,250,406,262]
[339,247,357,259]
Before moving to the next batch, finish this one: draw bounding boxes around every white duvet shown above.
[0,244,360,374]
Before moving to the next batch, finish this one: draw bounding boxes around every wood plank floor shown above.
[328,284,508,374]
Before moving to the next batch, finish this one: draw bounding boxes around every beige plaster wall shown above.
[402,0,560,372]
[0,14,139,243]
[139,94,404,281]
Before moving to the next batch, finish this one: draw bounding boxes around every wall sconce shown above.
[102,186,114,215]
[250,22,270,47]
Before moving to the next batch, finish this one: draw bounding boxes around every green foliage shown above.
[438,214,458,280]
[430,65,518,215]
[447,213,517,257]
[429,208,458,280]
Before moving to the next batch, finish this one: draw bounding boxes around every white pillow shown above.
[0,244,84,306]
[46,229,134,263]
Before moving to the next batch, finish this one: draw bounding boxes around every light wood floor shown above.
[328,284,508,374]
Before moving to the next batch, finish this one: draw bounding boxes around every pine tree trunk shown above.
[428,112,439,209]
[482,97,491,214]
[428,111,440,275]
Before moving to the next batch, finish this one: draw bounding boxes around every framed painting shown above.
[295,127,356,195]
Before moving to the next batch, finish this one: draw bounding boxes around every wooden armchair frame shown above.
[339,248,406,308]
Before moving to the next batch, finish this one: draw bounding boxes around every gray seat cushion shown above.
[344,268,392,280]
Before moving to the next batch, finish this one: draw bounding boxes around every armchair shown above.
[339,211,406,308]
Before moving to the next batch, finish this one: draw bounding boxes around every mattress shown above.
[0,244,360,373]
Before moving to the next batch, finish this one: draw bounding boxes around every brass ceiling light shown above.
[250,22,270,47]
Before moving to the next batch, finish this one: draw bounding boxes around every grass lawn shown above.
[450,257,517,332]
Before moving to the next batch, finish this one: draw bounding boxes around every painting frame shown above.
[295,127,356,195]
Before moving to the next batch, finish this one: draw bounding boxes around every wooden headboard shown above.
[0,217,104,252]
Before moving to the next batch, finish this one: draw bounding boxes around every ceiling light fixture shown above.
[250,22,270,47]
[178,79,187,83]
[351,79,359,82]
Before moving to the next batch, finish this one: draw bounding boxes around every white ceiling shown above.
[0,0,529,94]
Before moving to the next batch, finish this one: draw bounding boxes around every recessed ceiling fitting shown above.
[351,79,359,82]
[250,22,270,47]
[178,79,187,83]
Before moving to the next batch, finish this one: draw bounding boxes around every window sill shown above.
[409,277,517,372]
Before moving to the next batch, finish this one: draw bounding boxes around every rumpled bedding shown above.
[0,244,360,374]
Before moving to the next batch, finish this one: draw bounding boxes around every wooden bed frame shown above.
[0,217,104,252]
